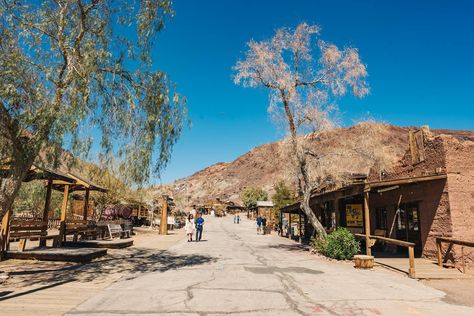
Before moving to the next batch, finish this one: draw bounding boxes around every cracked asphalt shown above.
[66,216,474,316]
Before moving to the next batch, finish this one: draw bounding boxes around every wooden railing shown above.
[436,237,474,273]
[355,233,416,278]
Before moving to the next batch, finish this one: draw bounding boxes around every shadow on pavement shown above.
[266,243,311,252]
[4,248,216,288]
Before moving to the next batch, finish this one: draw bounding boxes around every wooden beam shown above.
[59,185,70,243]
[298,213,302,242]
[83,188,90,221]
[436,239,443,267]
[408,246,415,278]
[368,174,447,189]
[288,213,292,239]
[363,189,372,256]
[0,210,12,258]
[159,196,168,235]
[437,236,474,248]
[40,179,53,247]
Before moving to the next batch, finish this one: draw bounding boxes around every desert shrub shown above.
[311,228,360,260]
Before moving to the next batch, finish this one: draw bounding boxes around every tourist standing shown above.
[195,213,205,241]
[237,215,240,224]
[262,217,267,235]
[234,214,237,224]
[256,215,262,234]
[185,214,195,242]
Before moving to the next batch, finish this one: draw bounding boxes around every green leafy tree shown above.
[11,181,63,218]
[240,187,268,209]
[0,1,187,219]
[271,180,295,223]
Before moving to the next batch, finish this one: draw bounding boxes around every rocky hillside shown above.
[150,124,474,209]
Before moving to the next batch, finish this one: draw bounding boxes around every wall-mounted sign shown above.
[346,204,363,227]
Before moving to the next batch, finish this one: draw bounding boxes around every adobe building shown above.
[281,127,474,265]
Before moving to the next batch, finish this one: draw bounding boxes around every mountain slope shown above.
[151,124,474,209]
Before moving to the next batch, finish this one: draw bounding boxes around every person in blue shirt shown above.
[256,216,262,234]
[195,213,205,241]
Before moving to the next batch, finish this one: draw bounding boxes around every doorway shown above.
[395,202,422,256]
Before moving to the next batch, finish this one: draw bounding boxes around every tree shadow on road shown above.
[2,248,216,289]
[266,243,311,252]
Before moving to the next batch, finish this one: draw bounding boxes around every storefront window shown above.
[375,208,387,230]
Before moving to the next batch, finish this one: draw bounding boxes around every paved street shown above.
[68,216,474,316]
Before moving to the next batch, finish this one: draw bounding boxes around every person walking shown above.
[256,215,262,234]
[262,217,267,235]
[195,213,205,242]
[237,215,240,224]
[234,214,237,224]
[185,214,195,242]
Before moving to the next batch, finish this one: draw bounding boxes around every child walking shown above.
[185,214,195,242]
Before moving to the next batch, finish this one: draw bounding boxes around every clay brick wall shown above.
[443,136,474,266]
[368,180,451,258]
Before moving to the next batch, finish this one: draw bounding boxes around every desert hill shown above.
[150,124,474,209]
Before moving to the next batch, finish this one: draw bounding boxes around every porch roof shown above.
[279,173,447,212]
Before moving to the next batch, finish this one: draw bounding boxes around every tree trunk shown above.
[281,92,327,239]
[301,189,327,238]
[0,157,35,220]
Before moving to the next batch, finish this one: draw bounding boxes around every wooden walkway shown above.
[375,257,470,279]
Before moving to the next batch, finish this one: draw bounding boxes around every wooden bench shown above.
[64,220,97,242]
[9,220,60,251]
[107,224,130,239]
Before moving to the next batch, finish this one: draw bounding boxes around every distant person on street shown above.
[234,214,237,224]
[237,215,240,224]
[185,214,195,242]
[256,215,262,234]
[195,213,205,241]
[262,217,267,235]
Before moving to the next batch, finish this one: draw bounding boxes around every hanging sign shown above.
[346,204,363,227]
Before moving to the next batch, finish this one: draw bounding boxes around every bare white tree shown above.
[233,23,370,237]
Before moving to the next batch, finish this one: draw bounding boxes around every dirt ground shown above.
[422,277,474,307]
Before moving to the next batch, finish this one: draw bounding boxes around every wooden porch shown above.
[375,257,470,279]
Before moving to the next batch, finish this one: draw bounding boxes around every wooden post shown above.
[363,190,372,256]
[0,210,12,259]
[298,213,302,242]
[279,210,283,236]
[288,213,292,239]
[59,185,69,244]
[408,246,415,278]
[159,195,168,235]
[436,239,443,267]
[83,188,90,221]
[40,179,53,247]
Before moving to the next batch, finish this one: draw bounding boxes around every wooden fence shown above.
[355,233,416,278]
[436,237,474,273]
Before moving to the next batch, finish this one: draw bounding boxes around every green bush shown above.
[311,228,360,260]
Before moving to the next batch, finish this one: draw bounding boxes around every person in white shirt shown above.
[185,214,195,242]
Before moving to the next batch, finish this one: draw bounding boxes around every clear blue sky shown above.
[147,0,474,185]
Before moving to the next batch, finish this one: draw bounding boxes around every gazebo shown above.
[0,164,77,253]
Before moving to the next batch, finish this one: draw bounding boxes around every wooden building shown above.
[281,127,474,264]
[248,201,274,220]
